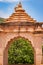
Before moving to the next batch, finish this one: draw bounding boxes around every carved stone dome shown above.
[6,2,36,22]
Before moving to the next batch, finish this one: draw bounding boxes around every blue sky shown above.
[0,0,43,22]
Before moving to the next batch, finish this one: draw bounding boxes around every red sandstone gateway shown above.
[0,2,43,65]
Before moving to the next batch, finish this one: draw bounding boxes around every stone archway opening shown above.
[3,37,35,65]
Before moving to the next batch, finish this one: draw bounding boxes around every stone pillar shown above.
[0,48,8,65]
[33,35,42,65]
[3,48,8,65]
[0,48,3,65]
[34,48,42,65]
[0,56,3,65]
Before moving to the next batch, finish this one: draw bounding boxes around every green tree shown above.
[0,18,5,23]
[8,38,34,64]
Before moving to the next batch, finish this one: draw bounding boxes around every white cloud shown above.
[0,0,24,18]
[5,0,20,2]
[0,10,10,18]
[0,0,25,2]
[0,0,3,1]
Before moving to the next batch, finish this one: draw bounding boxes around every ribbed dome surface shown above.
[6,2,36,22]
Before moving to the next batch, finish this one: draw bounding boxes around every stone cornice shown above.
[0,22,43,34]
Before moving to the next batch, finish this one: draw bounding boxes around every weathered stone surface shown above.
[0,2,43,65]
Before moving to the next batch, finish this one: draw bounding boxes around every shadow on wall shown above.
[42,54,43,64]
[42,46,43,64]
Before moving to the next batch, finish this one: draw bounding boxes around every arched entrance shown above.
[0,31,42,65]
[3,36,35,65]
[8,37,34,64]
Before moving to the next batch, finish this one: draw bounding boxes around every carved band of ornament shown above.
[0,22,43,32]
[0,28,43,33]
[0,22,43,26]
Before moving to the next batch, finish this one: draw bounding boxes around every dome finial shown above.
[14,0,25,12]
[18,0,22,7]
[19,1,21,4]
[19,0,21,3]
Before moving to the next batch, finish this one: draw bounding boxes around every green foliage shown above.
[0,18,5,23]
[8,38,34,64]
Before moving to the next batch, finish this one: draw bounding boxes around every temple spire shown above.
[14,1,25,12]
[19,0,21,4]
[18,2,22,7]
[18,1,22,8]
[6,2,36,23]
